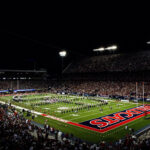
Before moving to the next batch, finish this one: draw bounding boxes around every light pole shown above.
[59,50,67,80]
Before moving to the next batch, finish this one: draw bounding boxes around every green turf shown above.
[0,93,150,143]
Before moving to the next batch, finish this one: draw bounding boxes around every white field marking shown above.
[31,103,62,110]
[0,101,42,115]
[44,108,50,109]
[50,105,77,111]
[38,103,74,109]
[69,110,113,121]
[67,103,137,121]
[68,96,79,98]
[71,114,79,116]
[104,100,113,101]
[41,105,67,111]
[44,115,69,123]
[58,107,69,110]
[0,101,69,123]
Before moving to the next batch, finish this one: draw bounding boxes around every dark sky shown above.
[1,8,150,74]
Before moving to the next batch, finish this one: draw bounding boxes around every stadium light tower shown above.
[59,50,67,79]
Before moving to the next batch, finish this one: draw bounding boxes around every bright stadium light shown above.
[147,41,150,44]
[105,47,112,50]
[59,51,67,57]
[93,45,117,52]
[105,45,117,50]
[93,47,105,52]
[111,45,117,50]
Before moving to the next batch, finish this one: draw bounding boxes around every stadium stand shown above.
[65,51,150,73]
[49,51,150,100]
[2,51,150,149]
[48,81,150,100]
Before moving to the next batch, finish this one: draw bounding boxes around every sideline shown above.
[0,101,69,123]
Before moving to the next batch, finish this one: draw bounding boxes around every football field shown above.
[1,93,150,143]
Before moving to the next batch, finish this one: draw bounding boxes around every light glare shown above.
[93,47,105,52]
[147,41,150,44]
[106,45,117,50]
[93,45,117,52]
[59,51,67,57]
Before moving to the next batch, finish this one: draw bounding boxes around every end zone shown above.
[67,105,150,133]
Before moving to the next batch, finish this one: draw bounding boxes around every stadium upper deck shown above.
[64,51,150,73]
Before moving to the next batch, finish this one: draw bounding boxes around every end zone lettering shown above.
[77,105,150,133]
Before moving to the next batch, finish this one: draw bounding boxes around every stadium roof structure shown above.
[0,69,47,73]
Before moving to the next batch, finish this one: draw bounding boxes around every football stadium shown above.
[1,18,150,149]
[1,50,150,149]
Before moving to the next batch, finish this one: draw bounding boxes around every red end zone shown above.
[67,105,150,133]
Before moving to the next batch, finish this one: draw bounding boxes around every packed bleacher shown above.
[66,51,150,73]
[49,50,150,100]
[1,79,150,100]
[48,81,150,100]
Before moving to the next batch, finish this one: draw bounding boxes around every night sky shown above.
[1,9,150,75]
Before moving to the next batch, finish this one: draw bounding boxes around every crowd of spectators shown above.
[49,80,150,99]
[66,51,150,73]
[1,79,150,99]
[1,51,150,98]
[0,103,86,150]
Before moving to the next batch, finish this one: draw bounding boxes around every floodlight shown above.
[93,47,105,52]
[147,41,150,44]
[105,47,112,50]
[110,45,117,50]
[59,51,67,57]
[105,45,117,50]
[98,47,105,51]
[93,45,117,52]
